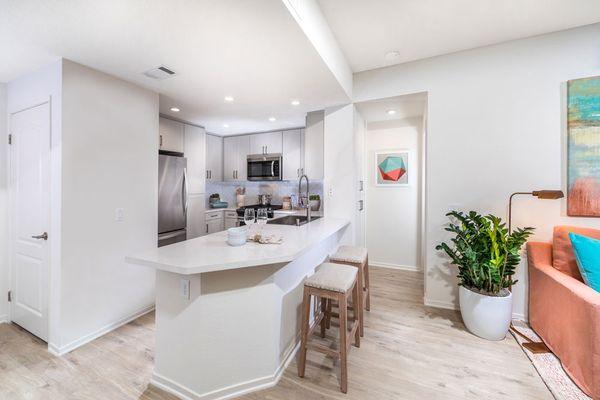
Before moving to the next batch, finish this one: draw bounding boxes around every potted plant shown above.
[435,211,534,340]
[309,194,321,211]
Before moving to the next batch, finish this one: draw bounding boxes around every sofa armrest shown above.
[527,241,600,397]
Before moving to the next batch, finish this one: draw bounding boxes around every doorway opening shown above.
[355,93,428,291]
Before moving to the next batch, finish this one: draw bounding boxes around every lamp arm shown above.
[508,192,533,233]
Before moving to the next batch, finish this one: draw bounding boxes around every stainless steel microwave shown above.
[247,154,282,181]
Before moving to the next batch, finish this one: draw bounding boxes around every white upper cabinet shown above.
[184,124,206,194]
[206,134,223,182]
[249,131,282,155]
[304,111,324,180]
[159,117,184,153]
[282,129,304,181]
[223,135,249,181]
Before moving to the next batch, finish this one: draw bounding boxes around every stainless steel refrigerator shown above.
[158,152,187,247]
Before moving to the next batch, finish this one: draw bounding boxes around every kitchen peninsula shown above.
[127,217,349,400]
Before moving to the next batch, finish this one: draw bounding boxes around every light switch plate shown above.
[115,208,125,222]
[180,278,190,300]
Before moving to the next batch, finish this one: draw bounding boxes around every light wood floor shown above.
[0,267,552,400]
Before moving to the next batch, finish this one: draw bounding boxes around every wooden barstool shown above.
[328,245,370,337]
[298,262,361,393]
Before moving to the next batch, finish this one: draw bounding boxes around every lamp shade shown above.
[532,190,565,200]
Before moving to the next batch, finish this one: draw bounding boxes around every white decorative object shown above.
[236,194,245,207]
[227,227,246,247]
[247,233,283,244]
[459,286,512,341]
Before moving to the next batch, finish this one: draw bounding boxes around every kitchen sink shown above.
[267,215,321,226]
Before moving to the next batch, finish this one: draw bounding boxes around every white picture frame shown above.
[374,150,409,187]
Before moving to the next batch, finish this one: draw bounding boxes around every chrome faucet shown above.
[298,173,311,222]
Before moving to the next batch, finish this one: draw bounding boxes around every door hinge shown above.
[8,134,12,145]
[8,290,12,302]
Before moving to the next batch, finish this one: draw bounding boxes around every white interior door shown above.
[9,102,51,341]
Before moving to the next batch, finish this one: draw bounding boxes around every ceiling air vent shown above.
[143,65,176,80]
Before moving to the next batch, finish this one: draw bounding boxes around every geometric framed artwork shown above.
[375,150,409,186]
[567,75,600,217]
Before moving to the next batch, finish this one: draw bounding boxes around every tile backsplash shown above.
[206,180,323,209]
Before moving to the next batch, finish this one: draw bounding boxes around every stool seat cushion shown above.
[330,245,368,264]
[305,263,357,293]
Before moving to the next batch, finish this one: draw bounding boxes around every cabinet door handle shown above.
[159,135,163,147]
[209,170,212,179]
[233,170,235,179]
[206,224,208,233]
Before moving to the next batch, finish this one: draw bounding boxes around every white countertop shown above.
[205,207,237,213]
[127,217,348,275]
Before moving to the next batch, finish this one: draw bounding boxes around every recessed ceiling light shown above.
[291,100,300,106]
[386,109,397,115]
[170,107,180,112]
[224,96,234,102]
[268,117,276,122]
[223,124,230,128]
[385,51,401,61]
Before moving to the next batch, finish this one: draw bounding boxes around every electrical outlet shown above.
[115,208,125,222]
[328,187,334,197]
[180,278,190,300]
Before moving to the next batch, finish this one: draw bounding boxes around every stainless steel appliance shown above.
[247,154,282,181]
[158,151,188,247]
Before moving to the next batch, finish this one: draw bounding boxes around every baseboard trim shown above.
[369,261,420,272]
[424,298,458,310]
[512,312,527,322]
[151,340,301,400]
[0,314,7,324]
[423,299,528,323]
[48,305,155,356]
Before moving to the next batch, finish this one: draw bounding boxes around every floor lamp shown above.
[508,189,564,353]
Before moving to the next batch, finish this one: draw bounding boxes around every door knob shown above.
[32,232,48,240]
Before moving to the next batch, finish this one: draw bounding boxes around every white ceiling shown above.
[0,0,350,135]
[318,0,600,72]
[355,92,426,124]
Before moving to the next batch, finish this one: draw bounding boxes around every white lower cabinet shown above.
[205,210,224,234]
[224,217,238,230]
[224,210,239,229]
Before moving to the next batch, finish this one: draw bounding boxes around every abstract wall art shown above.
[567,76,600,217]
[375,151,409,186]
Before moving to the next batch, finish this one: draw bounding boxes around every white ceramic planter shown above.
[458,286,512,341]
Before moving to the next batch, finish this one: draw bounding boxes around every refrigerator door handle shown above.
[182,167,188,216]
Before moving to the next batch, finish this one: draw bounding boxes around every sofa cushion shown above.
[553,226,600,281]
[570,233,600,292]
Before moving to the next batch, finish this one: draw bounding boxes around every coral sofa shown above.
[527,226,600,399]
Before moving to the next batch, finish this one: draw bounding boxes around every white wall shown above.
[354,23,600,318]
[56,60,158,352]
[366,118,421,270]
[0,83,7,322]
[323,104,356,244]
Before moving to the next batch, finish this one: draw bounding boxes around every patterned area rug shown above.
[510,321,590,400]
